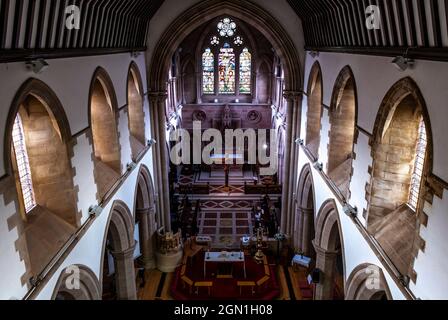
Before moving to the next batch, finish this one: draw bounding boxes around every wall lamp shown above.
[127,162,137,171]
[392,48,415,71]
[392,56,414,71]
[295,138,304,146]
[343,203,358,218]
[147,138,157,147]
[308,51,319,58]
[130,51,141,58]
[25,59,49,74]
[88,205,103,217]
[313,161,323,171]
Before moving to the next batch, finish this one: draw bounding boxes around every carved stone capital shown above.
[111,244,136,260]
[283,90,303,102]
[136,206,156,216]
[148,91,168,104]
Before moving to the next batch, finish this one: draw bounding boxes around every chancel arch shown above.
[367,77,433,279]
[313,200,345,300]
[127,62,146,160]
[305,61,323,158]
[100,201,137,300]
[293,164,316,258]
[52,265,101,300]
[89,67,122,201]
[345,263,392,300]
[327,66,357,200]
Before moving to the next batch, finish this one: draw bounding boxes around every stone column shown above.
[301,207,314,256]
[149,92,171,231]
[136,206,157,269]
[111,245,137,300]
[295,205,304,251]
[195,72,202,104]
[149,94,165,227]
[313,241,338,300]
[280,91,302,234]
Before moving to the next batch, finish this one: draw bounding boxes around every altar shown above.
[204,251,246,278]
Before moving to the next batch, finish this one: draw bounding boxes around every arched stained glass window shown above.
[239,48,251,94]
[202,48,215,94]
[218,43,235,94]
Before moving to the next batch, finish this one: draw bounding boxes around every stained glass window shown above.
[12,114,36,213]
[202,48,215,94]
[217,18,236,37]
[218,43,236,94]
[234,36,243,46]
[408,118,427,210]
[239,48,251,94]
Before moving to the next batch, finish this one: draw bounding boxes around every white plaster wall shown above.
[0,195,27,300]
[296,152,407,300]
[301,51,448,299]
[0,53,148,177]
[0,52,155,300]
[34,151,153,300]
[305,52,448,182]
[72,134,97,225]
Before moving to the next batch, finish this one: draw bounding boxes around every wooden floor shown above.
[136,265,311,300]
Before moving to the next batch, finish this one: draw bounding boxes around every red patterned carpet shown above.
[170,251,280,300]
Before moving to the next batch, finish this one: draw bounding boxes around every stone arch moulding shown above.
[367,77,434,282]
[345,263,393,300]
[327,65,358,199]
[148,0,302,93]
[134,164,157,269]
[370,77,433,174]
[127,61,147,158]
[313,199,346,300]
[4,78,72,176]
[293,163,316,255]
[51,264,101,300]
[99,200,137,300]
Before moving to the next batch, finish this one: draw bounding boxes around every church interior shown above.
[0,0,448,301]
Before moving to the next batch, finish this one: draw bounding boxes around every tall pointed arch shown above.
[305,61,323,158]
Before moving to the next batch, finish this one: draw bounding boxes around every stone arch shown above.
[367,77,433,278]
[305,61,323,158]
[52,265,101,300]
[345,263,393,300]
[100,200,137,300]
[5,78,79,226]
[89,67,122,201]
[293,164,316,258]
[127,62,146,159]
[327,66,357,200]
[314,199,346,300]
[134,165,157,269]
[148,0,302,93]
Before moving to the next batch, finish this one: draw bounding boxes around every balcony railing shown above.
[298,141,417,300]
[22,144,153,300]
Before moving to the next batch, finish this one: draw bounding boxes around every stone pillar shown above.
[280,91,302,234]
[196,72,202,104]
[149,92,172,232]
[301,207,314,256]
[313,241,338,300]
[136,206,157,269]
[111,245,137,300]
[295,205,304,251]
